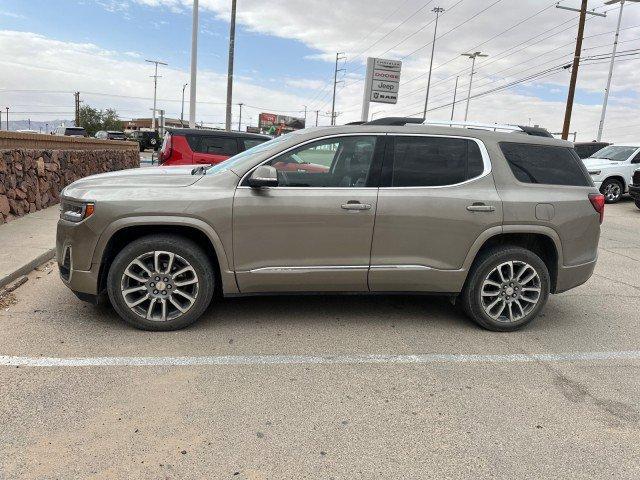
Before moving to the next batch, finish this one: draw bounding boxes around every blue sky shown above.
[1,0,639,140]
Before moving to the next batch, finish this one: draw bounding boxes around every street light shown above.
[597,0,640,140]
[423,6,445,119]
[181,83,188,127]
[145,59,168,131]
[461,51,488,121]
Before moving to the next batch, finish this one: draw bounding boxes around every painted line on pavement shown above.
[1,350,640,367]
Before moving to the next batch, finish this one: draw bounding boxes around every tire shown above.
[600,178,624,204]
[107,235,215,331]
[635,198,640,210]
[461,246,550,332]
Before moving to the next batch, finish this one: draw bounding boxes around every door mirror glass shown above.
[248,165,278,187]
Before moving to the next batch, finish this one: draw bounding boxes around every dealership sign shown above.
[361,57,402,120]
[258,112,305,134]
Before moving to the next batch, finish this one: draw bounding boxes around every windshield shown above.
[207,135,286,174]
[590,145,638,161]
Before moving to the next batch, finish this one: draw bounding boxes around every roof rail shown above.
[424,120,553,137]
[364,117,424,126]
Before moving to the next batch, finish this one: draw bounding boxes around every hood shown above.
[582,158,622,169]
[62,165,205,200]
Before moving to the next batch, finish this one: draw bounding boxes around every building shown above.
[124,117,185,132]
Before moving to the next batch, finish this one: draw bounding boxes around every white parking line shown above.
[2,350,640,367]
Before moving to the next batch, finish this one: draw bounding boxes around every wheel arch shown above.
[462,226,561,293]
[94,216,238,296]
[602,174,627,190]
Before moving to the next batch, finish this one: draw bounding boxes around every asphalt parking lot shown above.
[1,200,639,479]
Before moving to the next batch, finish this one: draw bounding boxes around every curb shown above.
[0,248,56,290]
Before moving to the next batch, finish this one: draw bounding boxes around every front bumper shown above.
[629,184,640,198]
[56,218,102,298]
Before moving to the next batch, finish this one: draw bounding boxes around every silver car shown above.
[57,119,603,331]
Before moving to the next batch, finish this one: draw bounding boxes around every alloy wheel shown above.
[480,261,541,323]
[120,251,199,322]
[603,183,621,202]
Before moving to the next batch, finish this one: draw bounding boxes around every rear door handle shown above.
[466,203,496,212]
[341,201,372,211]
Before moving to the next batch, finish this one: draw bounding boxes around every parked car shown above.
[127,130,161,151]
[582,143,640,203]
[16,129,40,134]
[629,168,640,209]
[159,128,270,166]
[573,141,610,159]
[57,118,603,332]
[55,126,87,137]
[95,130,126,140]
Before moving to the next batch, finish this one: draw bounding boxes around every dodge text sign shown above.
[362,57,402,120]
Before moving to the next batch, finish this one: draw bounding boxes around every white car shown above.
[582,143,640,203]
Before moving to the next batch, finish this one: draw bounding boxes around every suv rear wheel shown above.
[461,247,550,331]
[107,235,214,331]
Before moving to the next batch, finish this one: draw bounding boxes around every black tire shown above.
[107,235,214,331]
[461,246,550,332]
[635,198,640,210]
[600,178,624,204]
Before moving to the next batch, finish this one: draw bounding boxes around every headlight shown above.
[588,170,601,176]
[60,200,95,223]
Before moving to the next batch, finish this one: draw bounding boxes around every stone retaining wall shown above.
[0,148,139,224]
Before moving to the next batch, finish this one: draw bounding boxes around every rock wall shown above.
[0,149,139,224]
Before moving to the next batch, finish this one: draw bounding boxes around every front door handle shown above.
[467,203,496,212]
[341,201,372,211]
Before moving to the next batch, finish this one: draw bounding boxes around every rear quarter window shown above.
[499,142,591,187]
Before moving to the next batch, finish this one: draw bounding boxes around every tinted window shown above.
[187,135,238,156]
[391,137,485,187]
[261,136,377,188]
[500,142,590,186]
[243,138,267,150]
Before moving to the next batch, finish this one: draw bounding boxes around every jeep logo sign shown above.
[361,57,402,120]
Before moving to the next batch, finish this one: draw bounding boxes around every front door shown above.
[233,134,383,293]
[369,134,503,292]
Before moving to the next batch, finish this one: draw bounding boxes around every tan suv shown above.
[57,119,604,332]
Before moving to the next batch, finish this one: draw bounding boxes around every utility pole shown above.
[315,109,320,127]
[303,105,307,126]
[461,51,488,121]
[238,102,243,131]
[330,52,346,126]
[423,6,445,119]
[145,59,167,131]
[5,107,9,131]
[597,0,638,140]
[450,76,459,121]
[189,0,199,128]
[181,83,188,127]
[74,91,80,127]
[225,0,237,131]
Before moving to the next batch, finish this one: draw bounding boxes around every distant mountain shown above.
[3,119,74,134]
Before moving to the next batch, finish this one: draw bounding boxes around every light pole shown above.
[145,59,167,131]
[597,0,639,140]
[5,107,8,131]
[330,52,346,125]
[423,6,444,119]
[225,0,237,131]
[450,76,459,121]
[181,83,188,127]
[189,0,199,128]
[461,51,488,121]
[238,102,244,131]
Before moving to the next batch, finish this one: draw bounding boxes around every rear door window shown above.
[390,136,486,187]
[187,135,238,156]
[500,142,591,186]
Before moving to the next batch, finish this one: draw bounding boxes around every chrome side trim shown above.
[247,265,369,274]
[369,264,432,270]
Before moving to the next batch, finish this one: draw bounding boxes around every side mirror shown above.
[248,165,278,188]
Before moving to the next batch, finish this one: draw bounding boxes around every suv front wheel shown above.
[461,247,550,331]
[107,235,215,331]
[601,178,624,204]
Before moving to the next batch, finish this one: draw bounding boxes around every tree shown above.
[78,105,124,136]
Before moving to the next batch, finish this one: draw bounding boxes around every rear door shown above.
[369,134,502,292]
[192,135,239,164]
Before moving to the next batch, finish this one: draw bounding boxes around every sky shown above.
[0,0,639,141]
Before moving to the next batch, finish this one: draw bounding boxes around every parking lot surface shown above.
[1,201,639,479]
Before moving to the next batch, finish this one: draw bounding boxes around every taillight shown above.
[159,133,172,164]
[588,193,605,224]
